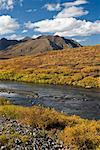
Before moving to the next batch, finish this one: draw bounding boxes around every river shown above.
[0,81,100,120]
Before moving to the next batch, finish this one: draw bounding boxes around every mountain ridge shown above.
[0,35,82,59]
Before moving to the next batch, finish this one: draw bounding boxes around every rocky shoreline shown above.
[0,117,66,150]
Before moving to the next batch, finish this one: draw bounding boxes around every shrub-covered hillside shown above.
[0,45,100,88]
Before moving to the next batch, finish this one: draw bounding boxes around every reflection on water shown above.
[0,80,100,120]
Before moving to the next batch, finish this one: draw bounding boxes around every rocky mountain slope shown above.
[0,35,82,59]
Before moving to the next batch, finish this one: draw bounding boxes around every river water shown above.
[0,81,100,120]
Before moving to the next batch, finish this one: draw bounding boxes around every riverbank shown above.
[0,117,65,150]
[0,98,100,150]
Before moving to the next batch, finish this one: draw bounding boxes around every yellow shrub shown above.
[78,76,98,88]
[60,121,100,150]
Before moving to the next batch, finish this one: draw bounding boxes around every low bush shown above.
[60,121,100,150]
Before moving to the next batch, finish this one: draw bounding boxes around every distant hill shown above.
[0,45,99,88]
[0,38,20,50]
[0,35,82,59]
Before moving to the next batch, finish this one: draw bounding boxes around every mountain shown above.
[0,35,82,59]
[0,38,20,50]
[36,35,82,49]
[21,36,32,42]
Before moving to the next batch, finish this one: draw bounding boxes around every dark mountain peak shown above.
[0,38,20,50]
[0,38,7,41]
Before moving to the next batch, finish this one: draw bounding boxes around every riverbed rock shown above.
[0,117,66,150]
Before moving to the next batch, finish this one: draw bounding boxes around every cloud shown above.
[22,30,28,33]
[0,0,13,10]
[72,37,88,43]
[25,0,100,38]
[6,34,25,40]
[7,33,42,40]
[54,20,100,37]
[32,34,41,39]
[56,6,88,18]
[26,9,32,13]
[29,18,100,37]
[62,0,88,7]
[24,21,35,29]
[44,0,88,12]
[44,3,61,11]
[0,0,23,10]
[0,15,19,35]
[26,9,37,13]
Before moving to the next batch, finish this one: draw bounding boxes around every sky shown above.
[0,0,100,45]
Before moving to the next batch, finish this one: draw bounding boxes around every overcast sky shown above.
[0,0,100,45]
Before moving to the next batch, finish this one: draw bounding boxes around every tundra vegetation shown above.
[0,45,100,88]
[0,98,100,149]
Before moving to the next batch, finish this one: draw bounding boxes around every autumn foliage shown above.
[0,45,100,88]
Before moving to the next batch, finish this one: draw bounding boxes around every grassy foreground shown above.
[0,98,100,150]
[0,45,100,88]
